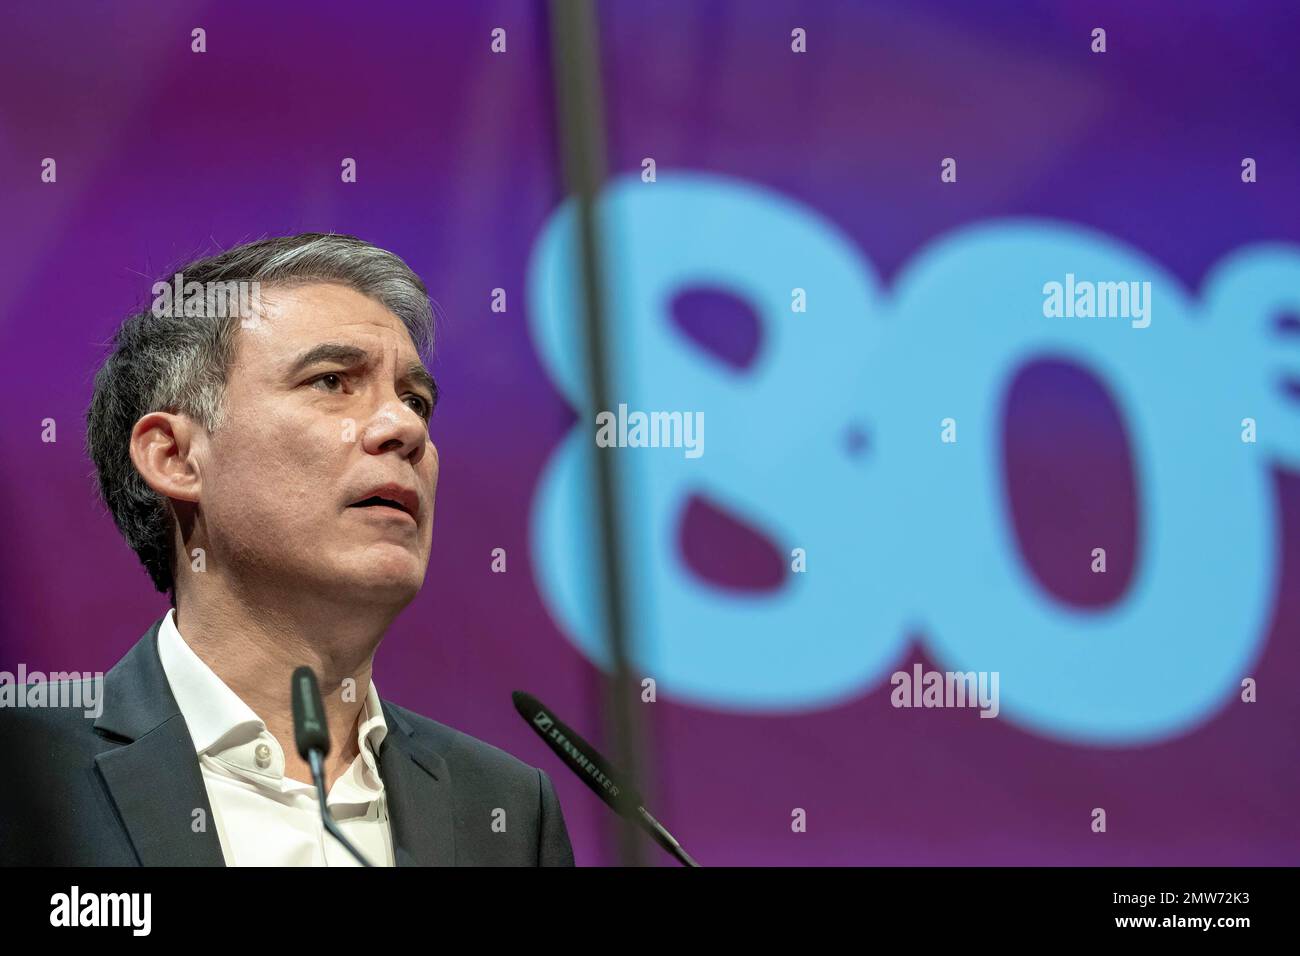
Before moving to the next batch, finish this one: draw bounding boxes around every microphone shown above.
[512,690,699,867]
[292,666,373,867]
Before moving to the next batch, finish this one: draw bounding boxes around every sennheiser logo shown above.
[50,886,151,936]
[543,726,621,799]
[532,712,554,732]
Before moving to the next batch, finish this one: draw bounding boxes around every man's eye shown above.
[312,372,345,391]
[405,395,432,420]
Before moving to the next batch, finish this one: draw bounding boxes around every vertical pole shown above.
[547,0,648,867]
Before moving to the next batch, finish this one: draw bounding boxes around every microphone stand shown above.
[293,666,374,867]
[306,747,373,868]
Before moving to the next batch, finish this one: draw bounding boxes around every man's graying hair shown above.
[86,233,435,596]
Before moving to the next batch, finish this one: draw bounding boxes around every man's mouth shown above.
[347,484,420,521]
[351,495,408,513]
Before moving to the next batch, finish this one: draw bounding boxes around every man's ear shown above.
[129,412,205,504]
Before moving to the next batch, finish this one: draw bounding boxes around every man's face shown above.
[195,282,438,607]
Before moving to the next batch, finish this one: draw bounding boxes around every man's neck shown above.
[171,583,393,790]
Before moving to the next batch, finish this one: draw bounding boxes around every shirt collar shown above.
[156,607,388,762]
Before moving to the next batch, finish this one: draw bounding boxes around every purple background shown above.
[1,0,1297,864]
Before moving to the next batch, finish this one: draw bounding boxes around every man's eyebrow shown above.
[287,342,438,408]
[286,343,370,377]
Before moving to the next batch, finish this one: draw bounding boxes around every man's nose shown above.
[359,400,427,464]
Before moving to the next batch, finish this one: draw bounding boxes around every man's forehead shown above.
[237,284,424,368]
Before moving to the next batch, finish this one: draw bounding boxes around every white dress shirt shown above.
[156,608,396,866]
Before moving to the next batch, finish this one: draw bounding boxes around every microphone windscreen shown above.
[292,666,331,759]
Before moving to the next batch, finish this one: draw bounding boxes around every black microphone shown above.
[512,690,699,867]
[292,666,373,867]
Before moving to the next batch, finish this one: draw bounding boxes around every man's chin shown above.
[318,553,427,607]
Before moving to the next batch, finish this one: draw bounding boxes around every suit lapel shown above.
[93,619,226,866]
[379,702,456,866]
[94,715,227,866]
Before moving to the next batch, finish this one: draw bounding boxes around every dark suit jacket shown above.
[0,618,575,866]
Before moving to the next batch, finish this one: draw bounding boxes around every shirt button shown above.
[254,742,272,768]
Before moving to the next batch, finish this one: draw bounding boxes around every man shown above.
[0,233,574,866]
